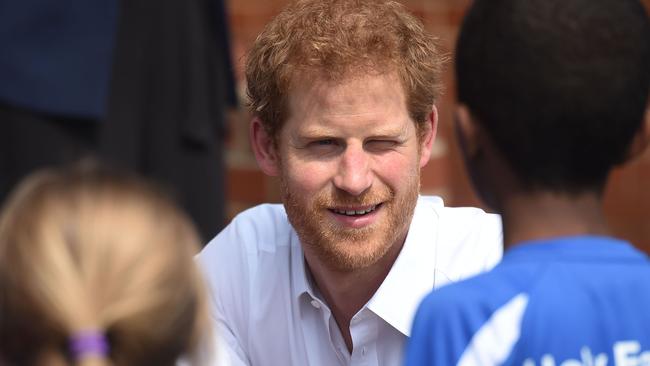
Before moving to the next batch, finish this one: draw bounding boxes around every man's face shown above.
[276,72,433,272]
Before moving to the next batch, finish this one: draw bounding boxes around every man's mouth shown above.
[330,203,381,216]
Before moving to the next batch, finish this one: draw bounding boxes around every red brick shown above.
[227,168,267,203]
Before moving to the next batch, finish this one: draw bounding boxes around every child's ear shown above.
[455,104,482,159]
[418,105,439,168]
[626,105,650,161]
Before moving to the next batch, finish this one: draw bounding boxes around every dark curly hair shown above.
[456,0,650,193]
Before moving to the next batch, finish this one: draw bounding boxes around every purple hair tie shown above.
[69,331,110,360]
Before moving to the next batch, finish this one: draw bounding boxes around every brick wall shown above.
[225,0,650,253]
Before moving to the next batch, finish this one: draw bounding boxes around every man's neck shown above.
[500,191,609,250]
[303,235,405,353]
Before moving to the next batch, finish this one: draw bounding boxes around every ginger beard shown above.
[281,165,420,273]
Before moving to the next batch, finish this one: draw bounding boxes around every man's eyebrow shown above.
[295,121,411,138]
[292,127,338,139]
[367,124,411,138]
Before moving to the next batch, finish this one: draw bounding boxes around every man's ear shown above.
[454,104,482,160]
[419,105,439,168]
[250,117,280,176]
[626,105,650,161]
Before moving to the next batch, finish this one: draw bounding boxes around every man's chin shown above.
[316,238,392,272]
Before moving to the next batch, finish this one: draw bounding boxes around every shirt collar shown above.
[291,229,317,301]
[290,196,441,337]
[366,196,439,336]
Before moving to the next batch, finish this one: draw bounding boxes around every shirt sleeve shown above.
[213,315,251,366]
[197,210,256,366]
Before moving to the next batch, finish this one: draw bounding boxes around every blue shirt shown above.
[405,236,650,366]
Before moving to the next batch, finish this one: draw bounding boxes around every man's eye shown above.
[308,139,338,148]
[366,140,398,150]
[302,139,341,155]
[315,139,335,146]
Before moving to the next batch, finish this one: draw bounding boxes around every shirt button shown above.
[310,300,320,309]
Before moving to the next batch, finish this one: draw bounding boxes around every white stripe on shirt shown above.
[458,293,530,366]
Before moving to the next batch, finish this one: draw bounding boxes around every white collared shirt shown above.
[197,196,502,366]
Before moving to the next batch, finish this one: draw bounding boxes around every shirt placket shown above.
[305,294,350,365]
[349,308,378,366]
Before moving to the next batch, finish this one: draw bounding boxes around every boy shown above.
[406,0,650,365]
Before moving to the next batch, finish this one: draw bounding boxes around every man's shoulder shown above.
[414,196,503,284]
[197,203,295,282]
[196,204,300,363]
[225,202,289,235]
[416,195,501,231]
[435,201,502,252]
[202,203,291,253]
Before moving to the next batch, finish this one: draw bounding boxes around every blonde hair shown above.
[246,0,445,141]
[0,164,208,366]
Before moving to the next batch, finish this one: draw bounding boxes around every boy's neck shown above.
[499,191,610,250]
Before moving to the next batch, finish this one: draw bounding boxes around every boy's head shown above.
[456,0,650,199]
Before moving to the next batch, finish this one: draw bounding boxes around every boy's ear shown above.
[250,117,280,176]
[454,104,482,159]
[419,105,439,168]
[626,105,650,161]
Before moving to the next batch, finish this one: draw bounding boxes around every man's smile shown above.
[330,203,381,217]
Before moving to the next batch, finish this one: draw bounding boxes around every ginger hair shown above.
[245,0,445,142]
[0,164,209,366]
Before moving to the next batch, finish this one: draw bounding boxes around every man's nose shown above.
[332,144,372,196]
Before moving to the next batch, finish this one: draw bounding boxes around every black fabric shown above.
[101,0,231,241]
[212,0,239,110]
[0,0,234,242]
[0,103,99,202]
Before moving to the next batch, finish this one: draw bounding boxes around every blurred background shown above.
[224,0,650,253]
[1,0,649,252]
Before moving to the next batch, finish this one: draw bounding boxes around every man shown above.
[198,1,502,365]
[406,0,650,365]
